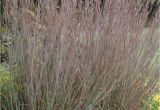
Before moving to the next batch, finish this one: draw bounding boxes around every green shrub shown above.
[143,93,160,110]
[0,64,11,91]
[151,94,160,110]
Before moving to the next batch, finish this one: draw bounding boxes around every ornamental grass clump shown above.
[1,0,160,110]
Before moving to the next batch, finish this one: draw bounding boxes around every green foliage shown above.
[0,26,8,33]
[0,32,12,62]
[0,64,11,91]
[0,43,9,62]
[143,91,160,110]
[0,43,7,54]
[151,94,160,110]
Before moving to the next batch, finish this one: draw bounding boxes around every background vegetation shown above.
[0,0,160,110]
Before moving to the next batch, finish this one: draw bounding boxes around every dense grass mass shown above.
[0,0,160,110]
